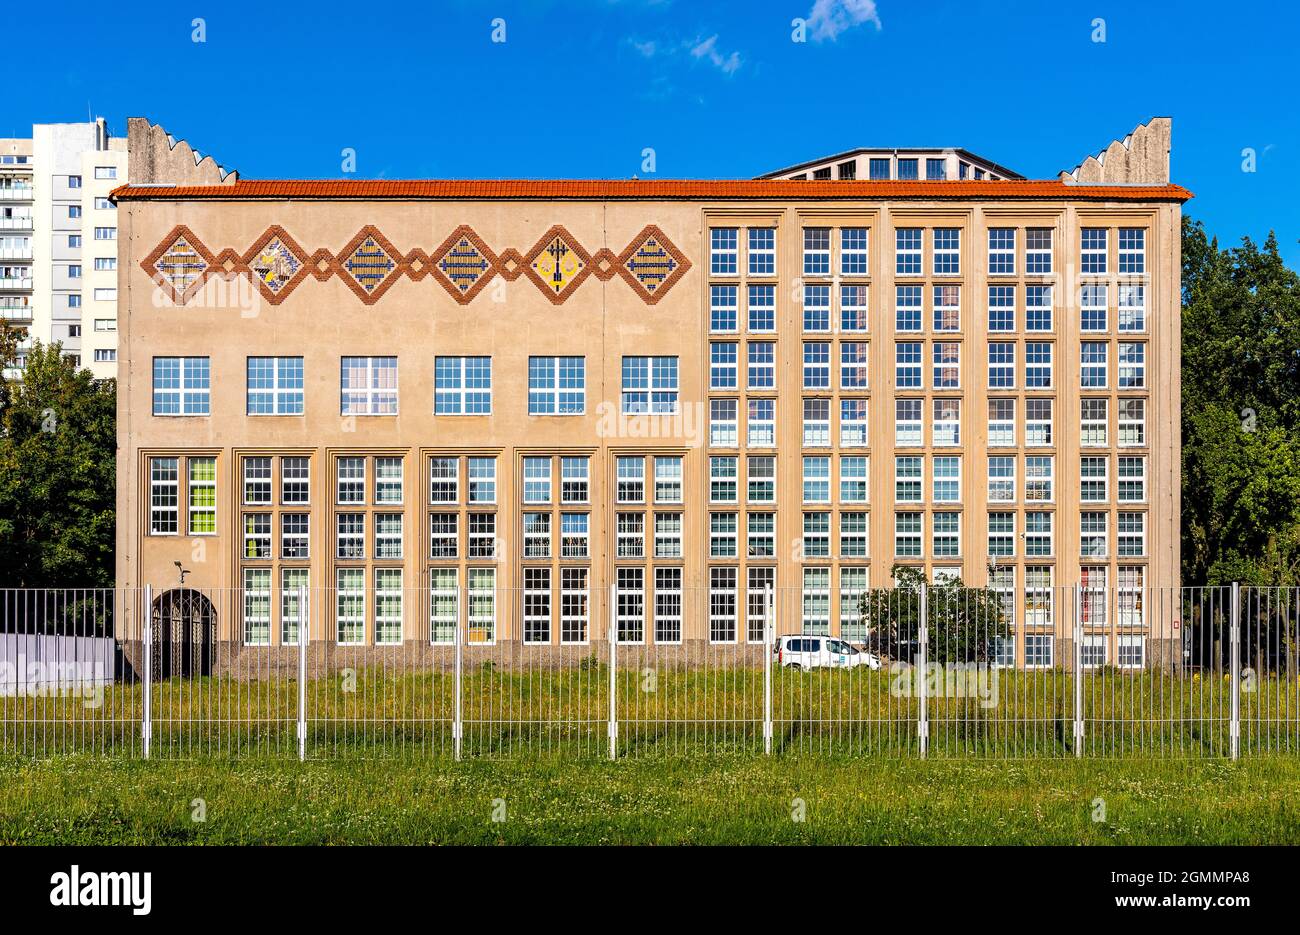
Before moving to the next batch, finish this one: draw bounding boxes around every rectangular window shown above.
[747,284,774,332]
[841,227,869,275]
[243,456,272,505]
[933,228,960,275]
[747,456,776,503]
[840,512,869,558]
[653,513,681,559]
[654,568,683,644]
[803,227,831,276]
[1026,398,1053,446]
[748,567,776,643]
[933,398,960,447]
[988,456,1015,502]
[895,228,922,276]
[523,456,552,503]
[435,356,491,414]
[616,456,645,503]
[710,456,737,503]
[373,457,403,504]
[897,158,918,180]
[429,568,458,644]
[894,511,922,558]
[895,285,922,332]
[988,342,1015,388]
[926,158,947,180]
[282,512,310,559]
[932,455,960,502]
[1025,512,1053,557]
[528,356,585,414]
[621,356,678,414]
[522,567,551,644]
[1081,342,1108,388]
[803,284,831,331]
[841,284,869,332]
[802,397,830,447]
[710,227,737,275]
[841,399,868,447]
[803,342,830,389]
[468,512,496,558]
[710,512,738,558]
[988,228,1016,275]
[1026,285,1052,331]
[429,512,459,558]
[616,512,644,558]
[988,285,1015,332]
[840,455,869,503]
[246,356,304,415]
[1081,283,1108,332]
[895,398,922,447]
[560,567,589,644]
[561,512,589,558]
[369,512,400,559]
[616,567,645,643]
[1025,228,1053,274]
[523,512,552,559]
[933,285,960,332]
[149,458,179,535]
[839,342,869,389]
[1026,455,1054,502]
[281,568,309,644]
[747,512,775,557]
[340,356,398,415]
[187,457,216,534]
[895,455,922,503]
[1118,456,1146,502]
[279,456,310,505]
[655,456,683,503]
[1081,399,1108,447]
[429,456,459,504]
[711,284,738,332]
[1118,343,1145,388]
[803,512,830,558]
[748,227,775,275]
[869,157,891,179]
[932,342,959,389]
[840,567,869,642]
[1118,398,1146,447]
[747,341,776,390]
[988,398,1015,447]
[1118,512,1146,557]
[1118,566,1146,630]
[803,456,830,503]
[711,399,738,448]
[709,568,739,644]
[1080,456,1108,502]
[468,456,496,503]
[1025,566,1054,629]
[152,356,210,415]
[747,398,775,448]
[932,512,960,557]
[1081,228,1107,274]
[895,342,922,389]
[243,568,272,646]
[710,342,738,389]
[1025,342,1053,388]
[988,511,1015,557]
[802,567,831,635]
[1118,284,1145,331]
[560,456,589,503]
[1080,512,1108,559]
[335,513,365,559]
[1118,228,1145,274]
[243,512,272,559]
[468,568,497,644]
[93,227,116,241]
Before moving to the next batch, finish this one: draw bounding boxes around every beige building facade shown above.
[113,120,1189,666]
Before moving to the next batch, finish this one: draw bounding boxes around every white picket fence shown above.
[1,584,1297,759]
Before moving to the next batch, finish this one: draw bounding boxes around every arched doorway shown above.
[152,589,216,679]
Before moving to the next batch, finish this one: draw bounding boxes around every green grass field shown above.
[3,754,1300,844]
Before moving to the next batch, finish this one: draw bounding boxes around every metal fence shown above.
[1,584,1297,759]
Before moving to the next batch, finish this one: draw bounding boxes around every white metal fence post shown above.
[454,584,464,761]
[917,583,928,759]
[141,584,152,759]
[608,582,618,761]
[297,585,308,762]
[1230,581,1241,761]
[764,583,774,755]
[1073,584,1084,757]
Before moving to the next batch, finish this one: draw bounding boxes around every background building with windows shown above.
[112,118,1187,667]
[0,117,234,379]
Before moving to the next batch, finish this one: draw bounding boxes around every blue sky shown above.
[16,0,1299,264]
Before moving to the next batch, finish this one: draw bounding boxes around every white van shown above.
[774,635,882,671]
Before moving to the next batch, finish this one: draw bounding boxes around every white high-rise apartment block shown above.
[0,118,126,380]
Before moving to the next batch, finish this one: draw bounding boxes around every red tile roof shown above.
[112,179,1193,203]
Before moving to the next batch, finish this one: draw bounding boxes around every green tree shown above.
[1181,218,1300,585]
[859,565,1010,665]
[0,341,116,587]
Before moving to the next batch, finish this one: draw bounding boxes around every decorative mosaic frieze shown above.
[141,224,690,306]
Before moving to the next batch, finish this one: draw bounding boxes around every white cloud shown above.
[689,34,742,75]
[807,0,882,41]
[632,39,657,58]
